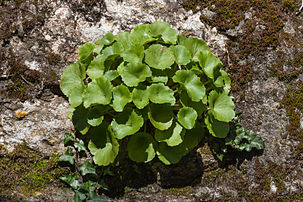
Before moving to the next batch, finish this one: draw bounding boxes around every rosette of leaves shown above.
[60,21,235,166]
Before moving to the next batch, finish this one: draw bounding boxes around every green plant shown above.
[60,21,261,166]
[59,133,109,202]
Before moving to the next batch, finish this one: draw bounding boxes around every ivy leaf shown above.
[149,21,178,44]
[178,37,209,62]
[111,108,144,139]
[60,174,80,190]
[122,44,144,63]
[64,133,74,146]
[148,103,173,130]
[177,107,198,130]
[155,121,185,146]
[144,44,175,70]
[205,112,230,138]
[173,70,206,102]
[214,70,231,94]
[79,160,97,176]
[198,50,222,80]
[127,132,156,163]
[87,105,109,127]
[88,122,119,166]
[132,86,150,109]
[148,83,175,105]
[72,104,90,135]
[60,62,85,108]
[117,62,152,87]
[112,84,132,112]
[79,43,95,67]
[74,140,86,152]
[208,90,235,122]
[130,24,155,45]
[179,90,207,118]
[232,128,265,152]
[169,45,191,65]
[74,191,86,202]
[58,147,75,165]
[83,76,113,108]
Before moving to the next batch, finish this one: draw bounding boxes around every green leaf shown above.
[214,70,231,94]
[117,62,152,87]
[205,112,230,138]
[87,105,109,127]
[104,70,119,81]
[72,104,90,135]
[198,50,222,80]
[179,90,207,118]
[111,108,144,139]
[127,132,156,163]
[60,174,80,190]
[172,70,206,102]
[156,142,185,165]
[177,107,198,130]
[148,83,175,105]
[60,62,85,108]
[122,44,144,63]
[96,32,115,47]
[79,160,97,176]
[112,84,132,112]
[149,21,178,44]
[130,24,155,45]
[148,68,168,83]
[116,32,131,50]
[79,43,95,67]
[58,147,75,165]
[64,133,74,146]
[148,103,173,130]
[74,191,86,202]
[86,55,106,79]
[178,37,209,62]
[231,127,264,152]
[155,121,185,146]
[74,140,86,152]
[83,76,113,108]
[169,45,191,65]
[208,90,235,122]
[132,86,150,109]
[144,44,175,70]
[88,122,119,166]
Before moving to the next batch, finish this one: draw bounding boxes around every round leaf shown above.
[148,83,175,105]
[208,90,235,122]
[79,43,95,67]
[205,112,230,138]
[111,108,144,139]
[130,24,155,45]
[87,105,109,127]
[214,70,231,94]
[179,90,207,118]
[122,44,144,63]
[156,143,185,165]
[155,121,185,146]
[169,45,191,65]
[177,107,198,130]
[178,37,209,62]
[112,85,132,112]
[60,63,85,108]
[86,55,106,79]
[132,87,150,109]
[198,50,222,80]
[149,21,177,44]
[127,132,156,163]
[144,44,175,70]
[172,70,206,102]
[83,76,113,108]
[71,104,90,134]
[148,103,173,130]
[118,62,152,87]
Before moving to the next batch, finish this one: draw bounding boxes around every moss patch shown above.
[0,142,71,199]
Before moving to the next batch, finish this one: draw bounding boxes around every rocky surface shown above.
[0,0,303,201]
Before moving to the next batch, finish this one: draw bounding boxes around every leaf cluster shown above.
[60,22,259,166]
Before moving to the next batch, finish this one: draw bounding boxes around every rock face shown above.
[0,0,303,201]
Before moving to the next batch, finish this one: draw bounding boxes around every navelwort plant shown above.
[60,21,263,166]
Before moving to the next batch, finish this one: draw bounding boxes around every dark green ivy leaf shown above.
[79,160,97,176]
[58,147,75,165]
[64,133,74,146]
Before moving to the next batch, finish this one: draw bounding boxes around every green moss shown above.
[0,142,72,199]
[164,186,193,198]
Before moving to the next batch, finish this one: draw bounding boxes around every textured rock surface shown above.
[0,0,303,201]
